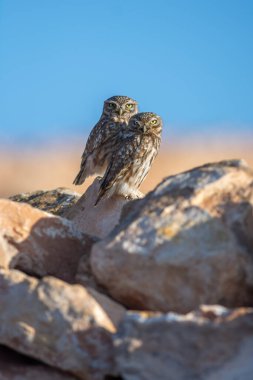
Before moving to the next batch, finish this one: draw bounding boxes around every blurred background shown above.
[0,0,253,198]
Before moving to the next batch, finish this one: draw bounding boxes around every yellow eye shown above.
[126,103,134,110]
[107,103,115,109]
[151,119,158,125]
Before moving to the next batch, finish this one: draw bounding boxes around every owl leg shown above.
[133,189,144,198]
[115,182,142,200]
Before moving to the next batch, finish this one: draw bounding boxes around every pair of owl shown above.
[73,95,162,205]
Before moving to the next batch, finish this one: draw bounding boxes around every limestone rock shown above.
[0,346,77,380]
[0,269,117,380]
[91,160,253,312]
[0,199,95,283]
[114,305,253,380]
[10,187,80,216]
[65,178,143,238]
[87,287,126,328]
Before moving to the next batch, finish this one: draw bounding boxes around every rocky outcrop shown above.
[0,269,122,380]
[0,199,95,282]
[10,187,80,216]
[114,305,253,380]
[90,160,253,312]
[65,178,143,238]
[2,159,253,378]
[0,346,77,380]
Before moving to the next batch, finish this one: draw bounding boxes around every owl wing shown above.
[94,135,137,205]
[81,118,109,161]
[80,119,128,165]
[73,118,119,185]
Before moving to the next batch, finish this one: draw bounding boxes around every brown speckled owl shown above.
[95,112,162,205]
[73,95,138,185]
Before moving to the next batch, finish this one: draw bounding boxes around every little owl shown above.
[73,95,138,185]
[95,112,162,205]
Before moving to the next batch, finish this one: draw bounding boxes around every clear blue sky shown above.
[0,0,253,144]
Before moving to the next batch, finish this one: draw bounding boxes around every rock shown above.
[90,160,253,312]
[10,188,80,216]
[87,287,126,328]
[0,346,77,380]
[114,305,253,380]
[0,199,95,283]
[64,179,143,239]
[75,249,101,290]
[0,269,119,380]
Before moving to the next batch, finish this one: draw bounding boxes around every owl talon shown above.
[124,193,137,201]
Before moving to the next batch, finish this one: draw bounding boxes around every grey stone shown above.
[10,187,80,216]
[0,269,118,380]
[90,160,253,312]
[114,305,253,380]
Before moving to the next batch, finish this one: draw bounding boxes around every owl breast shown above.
[130,146,158,187]
[116,135,160,197]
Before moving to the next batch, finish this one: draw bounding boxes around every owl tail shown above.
[94,162,113,205]
[73,168,87,185]
[94,188,105,206]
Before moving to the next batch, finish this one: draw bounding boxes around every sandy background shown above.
[1,134,252,198]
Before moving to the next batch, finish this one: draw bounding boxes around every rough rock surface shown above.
[0,346,77,380]
[85,286,126,328]
[10,187,80,216]
[0,269,118,380]
[114,305,253,380]
[91,160,253,312]
[0,199,95,282]
[65,178,143,238]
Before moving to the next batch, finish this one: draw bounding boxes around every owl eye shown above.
[151,119,158,125]
[134,120,139,126]
[107,103,115,109]
[125,103,134,110]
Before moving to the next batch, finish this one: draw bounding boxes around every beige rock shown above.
[0,269,117,380]
[10,187,80,216]
[114,306,253,380]
[0,199,95,283]
[75,249,100,290]
[65,178,143,238]
[87,287,126,328]
[91,160,253,312]
[0,346,77,380]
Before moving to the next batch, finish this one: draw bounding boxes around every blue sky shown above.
[0,0,253,144]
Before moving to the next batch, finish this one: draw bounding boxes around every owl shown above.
[95,112,162,205]
[73,95,138,185]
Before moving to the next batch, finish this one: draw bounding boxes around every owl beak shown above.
[118,108,123,116]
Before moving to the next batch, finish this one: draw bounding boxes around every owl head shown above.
[103,96,138,122]
[128,112,163,136]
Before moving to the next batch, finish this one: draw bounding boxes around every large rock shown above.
[65,178,143,238]
[114,305,253,380]
[90,160,253,312]
[0,346,77,380]
[0,269,123,380]
[10,187,80,216]
[0,199,95,283]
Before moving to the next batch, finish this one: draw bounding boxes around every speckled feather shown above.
[95,112,162,205]
[73,96,138,185]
